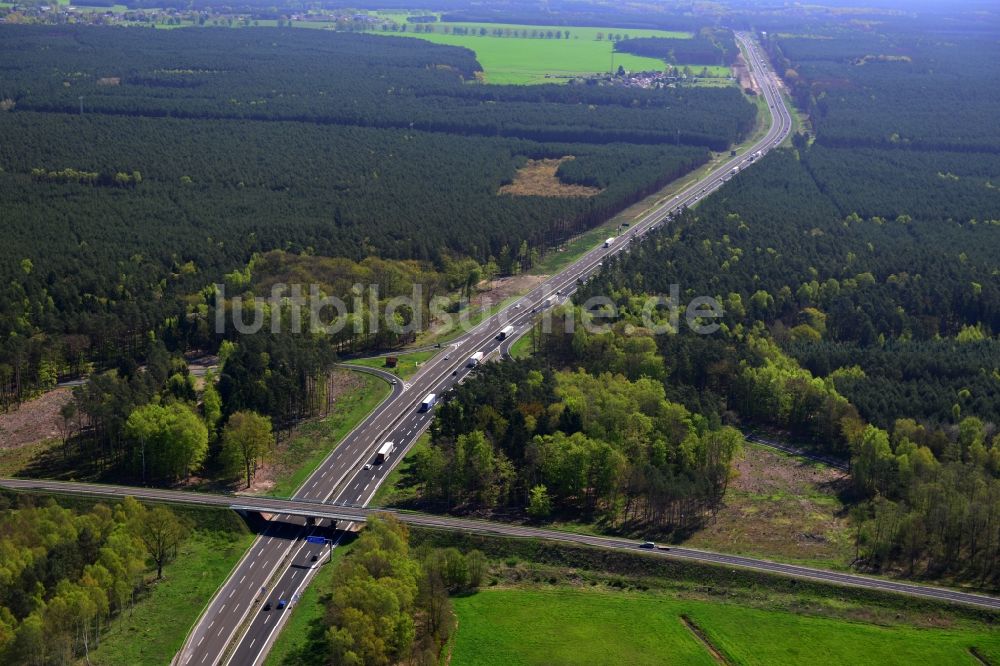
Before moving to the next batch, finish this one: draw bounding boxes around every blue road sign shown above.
[305,536,325,544]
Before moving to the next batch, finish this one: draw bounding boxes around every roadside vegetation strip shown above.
[368,432,431,508]
[507,332,534,359]
[263,371,391,498]
[408,528,1000,616]
[88,510,255,666]
[346,349,438,381]
[263,536,357,666]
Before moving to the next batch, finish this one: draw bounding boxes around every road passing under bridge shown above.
[4,477,999,612]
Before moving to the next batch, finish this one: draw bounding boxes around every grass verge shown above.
[263,535,357,666]
[347,350,437,380]
[85,508,255,666]
[0,437,60,476]
[264,372,390,498]
[508,332,535,359]
[369,432,430,507]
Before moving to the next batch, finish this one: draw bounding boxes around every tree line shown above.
[60,333,316,488]
[0,495,190,664]
[614,31,738,66]
[413,359,742,534]
[279,515,486,666]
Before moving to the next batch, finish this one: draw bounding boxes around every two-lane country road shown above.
[3,478,999,613]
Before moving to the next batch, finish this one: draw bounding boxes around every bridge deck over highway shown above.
[4,477,999,612]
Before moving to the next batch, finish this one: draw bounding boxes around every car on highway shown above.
[263,601,272,611]
[277,599,287,610]
[311,554,318,562]
[639,541,656,549]
[452,370,458,376]
[444,354,450,360]
[363,463,372,470]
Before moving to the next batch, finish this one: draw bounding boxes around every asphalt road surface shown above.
[3,477,999,612]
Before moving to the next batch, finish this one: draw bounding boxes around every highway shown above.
[4,477,999,612]
[30,32,795,666]
[203,31,793,666]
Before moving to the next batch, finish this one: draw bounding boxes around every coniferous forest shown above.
[388,15,1000,588]
[0,4,997,604]
[0,25,752,405]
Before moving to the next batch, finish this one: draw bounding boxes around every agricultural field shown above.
[451,588,1000,666]
[392,22,695,84]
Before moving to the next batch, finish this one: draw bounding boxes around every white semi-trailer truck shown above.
[374,441,393,464]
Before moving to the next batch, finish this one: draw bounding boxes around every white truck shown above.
[419,393,437,412]
[374,441,393,464]
[604,237,615,248]
[468,351,484,367]
[498,325,515,340]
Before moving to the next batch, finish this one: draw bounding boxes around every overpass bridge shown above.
[4,477,1000,612]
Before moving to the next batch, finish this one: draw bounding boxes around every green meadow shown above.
[393,22,693,84]
[451,588,1000,666]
